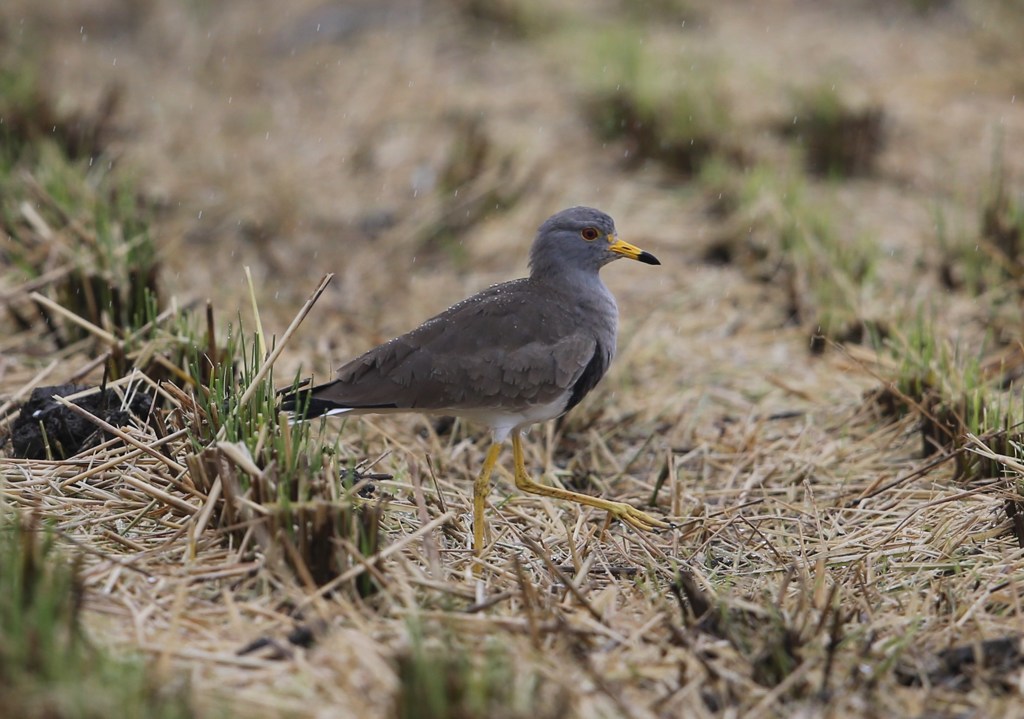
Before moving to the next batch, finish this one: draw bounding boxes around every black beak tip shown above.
[638,251,661,266]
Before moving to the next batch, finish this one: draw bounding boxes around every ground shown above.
[3,0,1024,717]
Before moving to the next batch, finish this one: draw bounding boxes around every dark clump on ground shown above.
[8,383,153,460]
[897,635,1024,692]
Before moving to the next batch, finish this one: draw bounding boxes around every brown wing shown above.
[309,279,599,412]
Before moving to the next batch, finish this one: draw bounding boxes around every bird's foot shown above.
[606,501,672,532]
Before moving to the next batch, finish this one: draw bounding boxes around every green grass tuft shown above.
[182,318,388,590]
[580,26,734,174]
[781,82,886,178]
[394,620,570,719]
[0,511,196,719]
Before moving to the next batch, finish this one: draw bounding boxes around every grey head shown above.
[529,206,660,280]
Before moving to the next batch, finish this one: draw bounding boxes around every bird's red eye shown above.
[581,227,600,241]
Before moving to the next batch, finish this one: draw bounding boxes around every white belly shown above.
[317,392,571,443]
[454,392,571,442]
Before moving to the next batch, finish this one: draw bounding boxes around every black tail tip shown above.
[278,390,307,417]
[278,386,347,420]
[277,377,315,417]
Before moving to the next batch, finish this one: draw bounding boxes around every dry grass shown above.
[5,0,1024,717]
[4,354,1024,717]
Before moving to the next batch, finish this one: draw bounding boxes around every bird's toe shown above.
[610,502,670,532]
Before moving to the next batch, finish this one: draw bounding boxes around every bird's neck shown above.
[529,261,605,291]
[530,266,617,317]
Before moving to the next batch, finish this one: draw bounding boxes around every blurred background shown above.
[4,1,1021,382]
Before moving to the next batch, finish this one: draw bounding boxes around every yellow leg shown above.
[473,443,503,555]
[511,433,669,531]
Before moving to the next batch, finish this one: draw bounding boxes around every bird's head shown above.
[529,206,660,278]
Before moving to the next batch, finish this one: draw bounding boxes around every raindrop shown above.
[198,210,204,220]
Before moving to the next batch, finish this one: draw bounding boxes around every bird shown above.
[282,206,669,554]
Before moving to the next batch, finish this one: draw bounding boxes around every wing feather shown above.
[309,278,604,412]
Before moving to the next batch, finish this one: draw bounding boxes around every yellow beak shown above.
[608,235,661,265]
